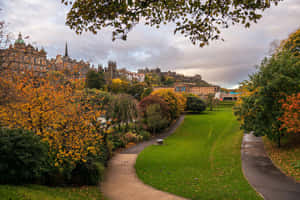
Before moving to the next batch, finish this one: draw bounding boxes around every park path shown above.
[241,133,300,200]
[101,116,188,200]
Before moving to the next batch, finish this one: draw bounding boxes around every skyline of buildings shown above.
[0,32,218,86]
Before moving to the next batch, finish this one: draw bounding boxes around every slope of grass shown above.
[0,184,106,200]
[264,135,300,182]
[135,107,261,200]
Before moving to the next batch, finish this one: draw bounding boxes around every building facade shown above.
[124,72,145,82]
[0,33,90,78]
[174,83,219,96]
[215,91,239,101]
[154,82,220,96]
[0,33,48,73]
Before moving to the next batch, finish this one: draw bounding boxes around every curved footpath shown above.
[242,133,300,200]
[101,116,188,200]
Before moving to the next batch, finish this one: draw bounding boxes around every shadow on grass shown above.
[185,111,210,115]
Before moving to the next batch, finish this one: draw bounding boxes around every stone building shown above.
[175,82,220,96]
[215,91,239,101]
[154,82,220,96]
[0,33,90,78]
[104,61,118,80]
[188,86,219,96]
[0,33,48,73]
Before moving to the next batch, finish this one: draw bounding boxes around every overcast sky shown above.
[1,0,300,88]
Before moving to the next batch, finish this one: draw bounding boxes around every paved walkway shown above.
[101,116,187,200]
[241,133,300,200]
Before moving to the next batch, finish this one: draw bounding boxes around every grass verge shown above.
[263,135,300,182]
[0,184,106,200]
[135,107,262,200]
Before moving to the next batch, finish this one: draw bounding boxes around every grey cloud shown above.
[1,0,300,88]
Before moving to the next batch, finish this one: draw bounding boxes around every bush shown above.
[70,161,105,185]
[0,128,48,184]
[138,130,151,141]
[44,156,107,186]
[186,96,206,113]
[98,139,112,167]
[110,132,126,150]
[124,132,138,143]
[146,104,169,134]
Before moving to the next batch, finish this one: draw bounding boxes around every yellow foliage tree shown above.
[280,28,300,57]
[109,78,129,93]
[234,81,258,123]
[0,71,106,169]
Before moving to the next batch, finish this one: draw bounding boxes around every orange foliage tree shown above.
[151,89,186,120]
[279,93,300,134]
[0,70,107,170]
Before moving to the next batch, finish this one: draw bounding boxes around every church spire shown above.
[64,42,68,57]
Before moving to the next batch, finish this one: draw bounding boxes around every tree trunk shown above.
[125,122,128,132]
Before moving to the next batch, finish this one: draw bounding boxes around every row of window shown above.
[175,87,186,92]
[6,55,45,64]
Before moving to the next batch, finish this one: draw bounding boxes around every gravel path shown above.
[241,133,300,200]
[101,116,187,200]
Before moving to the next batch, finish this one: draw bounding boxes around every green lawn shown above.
[135,107,262,200]
[0,184,106,200]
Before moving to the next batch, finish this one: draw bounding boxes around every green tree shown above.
[86,70,105,89]
[62,0,280,46]
[237,51,300,147]
[186,96,206,113]
[206,94,216,111]
[127,82,147,100]
[108,94,138,132]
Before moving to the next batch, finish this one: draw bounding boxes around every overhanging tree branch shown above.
[61,0,282,47]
